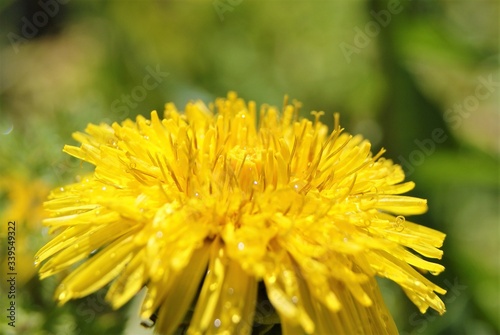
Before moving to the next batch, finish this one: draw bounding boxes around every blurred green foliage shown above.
[0,0,498,334]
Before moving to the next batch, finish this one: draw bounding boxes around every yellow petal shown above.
[55,235,138,305]
[154,243,210,335]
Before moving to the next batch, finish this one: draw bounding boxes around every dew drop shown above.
[214,319,221,328]
[59,187,65,192]
[58,291,67,301]
[227,287,234,295]
[209,283,218,291]
[253,180,258,185]
[34,256,40,266]
[231,314,241,323]
[393,215,405,232]
[73,244,79,249]
[110,252,116,259]
[194,192,200,197]
[291,296,299,304]
[361,219,371,228]
[102,186,107,191]
[156,231,163,238]
[381,312,389,325]
[237,242,245,251]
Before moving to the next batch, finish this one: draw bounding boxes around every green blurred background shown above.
[0,0,498,334]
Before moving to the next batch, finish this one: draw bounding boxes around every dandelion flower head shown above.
[36,92,446,334]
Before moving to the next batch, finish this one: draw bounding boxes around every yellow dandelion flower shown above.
[36,92,446,335]
[1,173,49,286]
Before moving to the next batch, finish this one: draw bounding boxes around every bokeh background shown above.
[0,0,498,334]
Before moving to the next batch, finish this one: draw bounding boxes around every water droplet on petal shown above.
[237,242,245,251]
[214,319,221,328]
[393,215,405,232]
[231,314,241,323]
